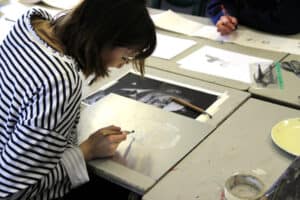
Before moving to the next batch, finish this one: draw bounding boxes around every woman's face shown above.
[103,47,138,68]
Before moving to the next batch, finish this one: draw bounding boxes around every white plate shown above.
[271,118,300,156]
[42,0,82,9]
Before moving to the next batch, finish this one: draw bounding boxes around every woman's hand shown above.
[216,16,238,35]
[80,125,127,161]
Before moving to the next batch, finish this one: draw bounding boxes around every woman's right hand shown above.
[216,16,238,35]
[80,125,127,161]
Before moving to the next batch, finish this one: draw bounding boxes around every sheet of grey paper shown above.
[78,94,215,193]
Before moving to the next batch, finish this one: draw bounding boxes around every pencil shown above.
[101,130,135,136]
[220,4,228,16]
[170,96,213,119]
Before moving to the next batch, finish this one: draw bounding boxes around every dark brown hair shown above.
[53,0,156,79]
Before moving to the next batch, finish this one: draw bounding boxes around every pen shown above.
[101,130,135,136]
[170,96,213,119]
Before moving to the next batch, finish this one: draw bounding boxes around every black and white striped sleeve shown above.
[0,80,89,199]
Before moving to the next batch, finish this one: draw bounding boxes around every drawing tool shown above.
[268,54,290,88]
[220,4,228,16]
[4,17,16,23]
[170,96,212,118]
[275,62,284,90]
[102,130,135,136]
[270,53,290,69]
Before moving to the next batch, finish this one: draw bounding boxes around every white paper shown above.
[235,30,300,55]
[0,2,31,20]
[151,33,196,59]
[178,45,273,83]
[151,10,239,43]
[0,17,14,43]
[0,1,60,21]
[42,0,82,10]
[192,25,242,43]
[151,10,204,35]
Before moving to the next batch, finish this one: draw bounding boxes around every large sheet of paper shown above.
[177,45,273,83]
[151,33,196,59]
[151,9,203,35]
[78,93,214,193]
[151,10,300,55]
[151,10,236,42]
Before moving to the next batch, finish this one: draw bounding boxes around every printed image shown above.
[83,73,218,119]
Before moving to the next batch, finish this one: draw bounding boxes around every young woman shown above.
[207,0,300,35]
[0,0,156,199]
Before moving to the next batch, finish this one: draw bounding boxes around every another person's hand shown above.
[80,125,127,161]
[216,16,238,35]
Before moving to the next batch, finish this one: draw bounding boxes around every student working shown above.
[0,0,156,199]
[207,0,300,35]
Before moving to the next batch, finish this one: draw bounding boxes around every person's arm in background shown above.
[238,0,300,35]
[206,0,239,35]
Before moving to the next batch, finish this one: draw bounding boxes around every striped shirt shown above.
[0,8,89,200]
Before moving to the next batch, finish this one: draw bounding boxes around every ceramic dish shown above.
[271,118,300,156]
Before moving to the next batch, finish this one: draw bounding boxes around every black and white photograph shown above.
[83,73,218,119]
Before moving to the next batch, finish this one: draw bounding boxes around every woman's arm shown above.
[0,81,88,199]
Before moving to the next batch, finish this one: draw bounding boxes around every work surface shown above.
[143,98,300,200]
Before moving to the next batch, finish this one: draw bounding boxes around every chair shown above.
[148,0,208,16]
